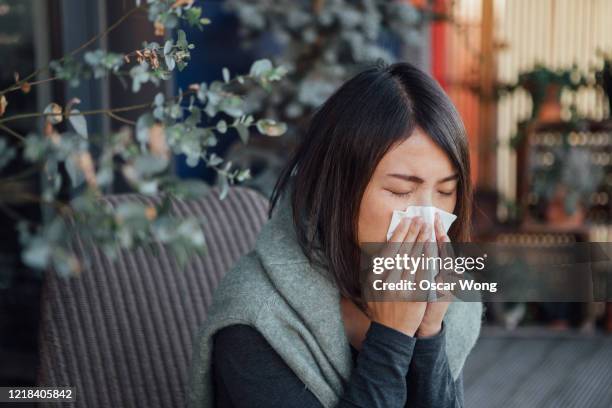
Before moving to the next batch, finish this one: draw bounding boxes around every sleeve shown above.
[212,322,417,408]
[404,322,464,408]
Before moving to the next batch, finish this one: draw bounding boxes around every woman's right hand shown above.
[364,216,432,337]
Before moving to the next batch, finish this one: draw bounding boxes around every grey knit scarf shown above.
[187,193,483,408]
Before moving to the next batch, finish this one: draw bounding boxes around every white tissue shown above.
[386,206,457,242]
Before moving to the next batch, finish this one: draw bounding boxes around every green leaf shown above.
[165,14,179,29]
[204,132,218,147]
[184,7,203,27]
[219,95,244,118]
[138,179,159,195]
[185,152,201,167]
[218,173,229,200]
[196,82,208,103]
[44,103,63,124]
[134,154,169,177]
[169,179,210,199]
[163,40,173,55]
[184,108,201,127]
[65,154,85,188]
[23,134,47,162]
[256,119,287,137]
[136,113,155,145]
[115,202,148,221]
[268,65,289,81]
[22,239,51,270]
[84,50,102,65]
[235,124,249,144]
[68,109,88,138]
[242,115,254,126]
[216,120,227,134]
[222,67,230,83]
[249,59,273,77]
[0,139,16,171]
[154,92,165,106]
[165,55,176,71]
[236,168,251,182]
[130,63,150,92]
[207,153,223,167]
[177,29,188,49]
[168,103,182,119]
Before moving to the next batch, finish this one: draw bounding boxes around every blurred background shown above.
[1,0,611,407]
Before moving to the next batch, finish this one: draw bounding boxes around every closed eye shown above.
[388,190,413,198]
[438,190,455,196]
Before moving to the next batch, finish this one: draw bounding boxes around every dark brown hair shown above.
[269,61,473,307]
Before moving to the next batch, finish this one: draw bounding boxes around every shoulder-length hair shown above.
[269,61,473,309]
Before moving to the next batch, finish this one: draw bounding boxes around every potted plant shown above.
[499,63,586,123]
[594,49,612,118]
[529,135,603,227]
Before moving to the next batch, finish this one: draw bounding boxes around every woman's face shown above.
[358,127,459,244]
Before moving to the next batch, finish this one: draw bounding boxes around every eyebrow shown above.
[387,173,459,184]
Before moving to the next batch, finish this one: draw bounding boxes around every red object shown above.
[431,0,448,90]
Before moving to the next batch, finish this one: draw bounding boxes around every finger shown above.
[380,217,412,290]
[407,223,431,301]
[411,220,431,259]
[434,213,450,242]
[435,213,458,302]
[416,220,432,243]
[434,230,461,300]
[423,295,450,324]
[424,237,438,301]
[426,226,440,259]
[411,221,430,274]
[398,217,423,279]
[389,216,412,242]
[434,264,456,302]
[403,216,422,243]
[434,212,453,266]
[434,212,450,243]
[379,217,411,261]
[397,216,422,260]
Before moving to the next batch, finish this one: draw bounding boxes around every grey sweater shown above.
[187,193,483,408]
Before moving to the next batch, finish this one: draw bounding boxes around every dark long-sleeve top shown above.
[211,321,463,407]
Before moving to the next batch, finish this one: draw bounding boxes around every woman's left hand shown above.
[416,212,453,338]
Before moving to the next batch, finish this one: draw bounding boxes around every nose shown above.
[412,189,433,207]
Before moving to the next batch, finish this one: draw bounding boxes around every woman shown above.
[188,62,482,408]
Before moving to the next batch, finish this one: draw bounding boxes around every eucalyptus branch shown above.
[0,85,208,126]
[0,124,25,142]
[107,112,137,126]
[0,202,28,223]
[0,4,145,96]
[0,164,42,182]
[1,191,72,216]
[2,0,285,275]
[0,102,152,125]
[68,5,146,60]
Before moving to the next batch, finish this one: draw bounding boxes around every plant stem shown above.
[27,77,59,87]
[0,124,25,142]
[0,164,42,182]
[68,5,145,60]
[0,202,27,222]
[0,88,201,126]
[0,101,152,125]
[0,4,145,96]
[10,191,73,215]
[107,111,136,126]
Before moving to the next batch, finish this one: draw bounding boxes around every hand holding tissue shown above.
[386,206,457,242]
